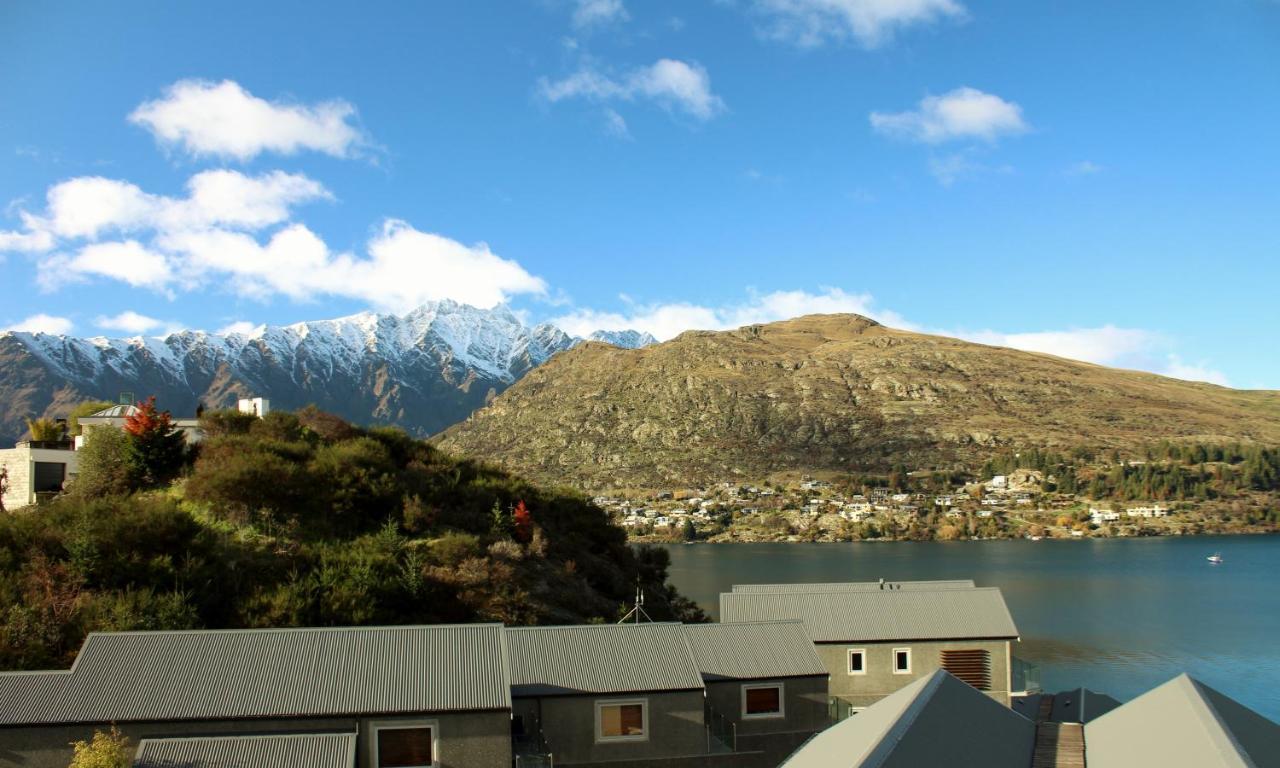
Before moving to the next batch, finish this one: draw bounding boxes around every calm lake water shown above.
[663,535,1280,720]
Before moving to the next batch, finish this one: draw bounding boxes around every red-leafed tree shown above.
[513,500,533,543]
[123,396,186,487]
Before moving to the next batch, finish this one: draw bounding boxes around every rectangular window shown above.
[596,699,648,742]
[847,649,867,675]
[893,648,912,674]
[375,724,435,768]
[33,462,66,493]
[742,683,785,718]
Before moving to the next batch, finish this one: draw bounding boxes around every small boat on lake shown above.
[1207,553,1224,564]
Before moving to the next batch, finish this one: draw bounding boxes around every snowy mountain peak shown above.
[0,301,655,443]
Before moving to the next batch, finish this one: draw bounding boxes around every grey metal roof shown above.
[0,671,71,723]
[732,580,976,594]
[781,670,1035,768]
[505,623,704,697]
[683,621,827,682]
[133,732,357,768]
[720,587,1019,643]
[2,624,511,726]
[1086,674,1280,768]
[83,405,140,418]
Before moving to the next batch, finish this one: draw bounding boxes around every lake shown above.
[663,535,1280,720]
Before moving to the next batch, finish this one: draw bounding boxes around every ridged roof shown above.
[683,621,827,681]
[732,580,976,594]
[781,670,1035,768]
[2,624,510,725]
[505,623,704,696]
[0,671,71,723]
[720,587,1018,642]
[134,733,357,768]
[1086,674,1280,768]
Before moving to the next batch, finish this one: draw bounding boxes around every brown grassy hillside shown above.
[437,314,1280,489]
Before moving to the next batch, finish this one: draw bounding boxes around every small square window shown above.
[848,649,867,675]
[893,648,912,674]
[742,683,784,718]
[597,699,648,742]
[376,725,434,768]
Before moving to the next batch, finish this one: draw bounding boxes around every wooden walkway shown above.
[1031,695,1087,768]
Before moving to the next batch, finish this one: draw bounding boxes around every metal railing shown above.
[1012,656,1042,695]
[704,699,737,753]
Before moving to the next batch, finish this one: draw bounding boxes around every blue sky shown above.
[1,0,1278,387]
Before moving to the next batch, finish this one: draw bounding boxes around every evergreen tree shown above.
[490,499,513,538]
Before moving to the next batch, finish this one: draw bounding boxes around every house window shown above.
[893,648,912,674]
[847,649,867,675]
[374,723,436,768]
[596,699,648,742]
[742,683,785,718]
[33,462,66,493]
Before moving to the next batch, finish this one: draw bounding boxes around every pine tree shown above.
[123,397,186,487]
[490,499,513,538]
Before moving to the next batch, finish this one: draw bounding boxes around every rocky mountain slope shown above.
[0,301,655,444]
[437,314,1280,489]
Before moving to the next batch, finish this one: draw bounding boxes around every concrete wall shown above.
[819,639,1012,708]
[520,690,709,766]
[0,446,78,511]
[702,676,828,768]
[0,710,511,768]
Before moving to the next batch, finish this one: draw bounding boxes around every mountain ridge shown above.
[0,300,656,444]
[437,313,1280,489]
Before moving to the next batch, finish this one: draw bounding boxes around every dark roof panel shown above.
[133,732,357,768]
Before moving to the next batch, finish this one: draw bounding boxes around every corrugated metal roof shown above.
[505,623,704,696]
[720,587,1019,643]
[3,624,511,726]
[683,621,827,681]
[781,670,1035,768]
[84,405,140,418]
[133,732,357,768]
[732,580,976,594]
[1086,674,1280,768]
[0,671,71,723]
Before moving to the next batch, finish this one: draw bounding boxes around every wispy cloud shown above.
[872,87,1028,144]
[539,59,726,122]
[1065,160,1103,176]
[572,0,629,30]
[746,0,966,48]
[129,79,370,161]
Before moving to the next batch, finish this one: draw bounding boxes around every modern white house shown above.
[0,440,78,511]
[76,404,203,447]
[1126,505,1169,518]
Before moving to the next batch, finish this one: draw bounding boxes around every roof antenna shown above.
[618,578,654,625]
[879,577,885,591]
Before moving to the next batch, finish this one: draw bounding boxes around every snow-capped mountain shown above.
[0,301,654,444]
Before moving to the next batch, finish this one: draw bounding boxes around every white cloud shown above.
[603,108,631,138]
[129,79,367,161]
[957,326,1158,367]
[553,288,908,341]
[573,0,629,29]
[3,170,330,255]
[2,313,73,335]
[216,321,259,336]
[539,59,725,121]
[1162,356,1230,387]
[154,219,547,312]
[749,0,965,48]
[55,240,174,290]
[871,87,1028,144]
[94,310,165,335]
[1065,160,1103,176]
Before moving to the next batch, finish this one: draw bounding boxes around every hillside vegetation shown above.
[0,405,701,670]
[439,314,1280,489]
